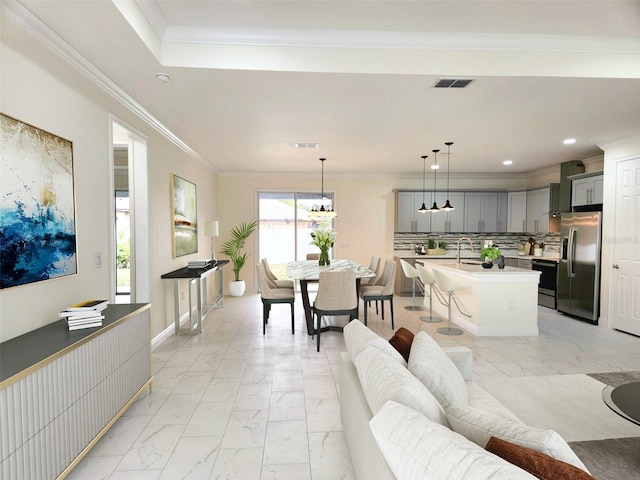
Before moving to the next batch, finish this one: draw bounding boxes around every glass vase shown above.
[319,247,330,266]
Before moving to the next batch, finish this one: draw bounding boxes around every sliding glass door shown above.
[258,192,334,278]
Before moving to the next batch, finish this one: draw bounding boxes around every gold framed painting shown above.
[171,174,198,257]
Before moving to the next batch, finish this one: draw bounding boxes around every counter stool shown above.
[431,268,471,336]
[399,259,424,311]
[415,264,446,323]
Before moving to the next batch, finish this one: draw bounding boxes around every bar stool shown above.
[431,268,471,336]
[415,264,446,323]
[399,259,424,311]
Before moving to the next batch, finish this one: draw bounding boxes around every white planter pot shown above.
[229,280,246,297]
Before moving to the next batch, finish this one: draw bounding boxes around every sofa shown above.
[340,320,594,480]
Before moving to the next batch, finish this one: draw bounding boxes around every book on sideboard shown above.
[68,321,103,331]
[66,299,109,311]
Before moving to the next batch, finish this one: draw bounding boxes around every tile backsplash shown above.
[394,232,561,255]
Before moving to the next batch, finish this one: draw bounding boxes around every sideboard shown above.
[0,303,152,479]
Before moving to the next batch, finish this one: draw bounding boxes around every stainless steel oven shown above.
[532,259,558,309]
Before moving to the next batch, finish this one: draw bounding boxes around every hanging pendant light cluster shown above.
[309,157,337,218]
[417,155,429,213]
[441,142,455,211]
[429,149,441,212]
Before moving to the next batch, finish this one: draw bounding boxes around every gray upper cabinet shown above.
[464,192,499,232]
[396,191,432,232]
[526,187,551,233]
[431,192,465,232]
[572,174,603,207]
[507,191,527,232]
[496,192,508,233]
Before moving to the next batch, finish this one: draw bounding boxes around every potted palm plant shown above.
[220,220,257,296]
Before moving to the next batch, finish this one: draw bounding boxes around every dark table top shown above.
[161,260,229,279]
[1,303,150,387]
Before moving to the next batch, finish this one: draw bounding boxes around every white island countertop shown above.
[417,260,541,336]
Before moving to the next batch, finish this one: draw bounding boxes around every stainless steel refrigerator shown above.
[557,212,602,323]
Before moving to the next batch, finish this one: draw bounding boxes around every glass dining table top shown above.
[285,259,375,281]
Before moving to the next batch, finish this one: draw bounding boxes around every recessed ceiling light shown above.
[563,138,576,145]
[155,72,172,83]
[430,164,440,170]
[503,160,513,166]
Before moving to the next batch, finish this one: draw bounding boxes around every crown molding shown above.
[2,0,215,171]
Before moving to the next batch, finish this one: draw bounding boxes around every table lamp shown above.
[204,220,219,261]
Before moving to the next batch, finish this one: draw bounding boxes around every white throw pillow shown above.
[408,331,468,408]
[355,345,447,426]
[343,319,407,366]
[370,401,538,480]
[446,404,589,473]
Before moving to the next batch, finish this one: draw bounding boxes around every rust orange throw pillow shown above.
[388,327,414,362]
[486,436,595,480]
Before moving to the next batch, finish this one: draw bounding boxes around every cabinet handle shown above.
[613,264,620,269]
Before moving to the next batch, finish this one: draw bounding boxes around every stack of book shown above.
[60,300,108,331]
[188,259,211,269]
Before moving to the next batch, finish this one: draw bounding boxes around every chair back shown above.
[256,262,271,295]
[261,258,278,282]
[306,253,319,260]
[416,263,436,286]
[314,271,357,310]
[399,259,419,279]
[367,255,380,283]
[431,268,469,293]
[378,259,397,295]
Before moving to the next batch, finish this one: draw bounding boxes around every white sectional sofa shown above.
[340,320,592,480]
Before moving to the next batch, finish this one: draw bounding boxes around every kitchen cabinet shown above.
[430,192,465,232]
[395,257,418,294]
[572,174,603,207]
[504,257,519,268]
[507,191,527,232]
[496,192,508,233]
[464,192,499,232]
[517,258,532,269]
[527,187,550,233]
[396,191,432,232]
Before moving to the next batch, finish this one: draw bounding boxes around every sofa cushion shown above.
[344,319,406,366]
[486,436,596,480]
[369,401,538,480]
[446,404,589,473]
[466,382,523,424]
[408,331,468,408]
[355,345,447,426]
[388,327,414,362]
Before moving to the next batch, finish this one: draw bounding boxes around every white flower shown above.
[310,228,336,249]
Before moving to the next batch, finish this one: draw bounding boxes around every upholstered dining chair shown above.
[359,259,396,328]
[359,255,381,287]
[261,258,294,289]
[399,259,425,311]
[306,253,320,260]
[256,262,295,335]
[312,271,358,352]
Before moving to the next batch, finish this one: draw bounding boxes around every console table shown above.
[0,303,151,480]
[161,260,228,334]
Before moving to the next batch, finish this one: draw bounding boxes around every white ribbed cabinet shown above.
[0,304,152,480]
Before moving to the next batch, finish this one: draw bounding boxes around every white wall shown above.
[0,16,218,342]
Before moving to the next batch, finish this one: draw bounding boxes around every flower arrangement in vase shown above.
[310,228,336,266]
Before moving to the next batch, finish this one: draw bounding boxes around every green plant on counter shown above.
[438,241,447,250]
[480,246,501,261]
[427,239,436,249]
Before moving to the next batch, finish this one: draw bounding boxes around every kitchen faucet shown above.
[456,237,475,264]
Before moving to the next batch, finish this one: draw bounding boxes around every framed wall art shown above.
[171,174,198,257]
[0,113,77,289]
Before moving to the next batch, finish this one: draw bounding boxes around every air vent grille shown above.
[434,79,474,88]
[294,143,319,149]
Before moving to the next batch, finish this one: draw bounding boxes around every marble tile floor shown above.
[66,293,640,480]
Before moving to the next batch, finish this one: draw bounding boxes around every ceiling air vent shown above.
[433,78,474,88]
[293,143,319,149]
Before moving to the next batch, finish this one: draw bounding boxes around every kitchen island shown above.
[417,260,541,336]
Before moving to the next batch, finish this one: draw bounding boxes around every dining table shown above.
[285,259,375,335]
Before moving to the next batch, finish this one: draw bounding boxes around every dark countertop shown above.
[0,303,150,387]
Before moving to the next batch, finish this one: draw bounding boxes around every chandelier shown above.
[309,158,336,218]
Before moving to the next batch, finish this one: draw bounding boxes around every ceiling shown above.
[9,0,640,175]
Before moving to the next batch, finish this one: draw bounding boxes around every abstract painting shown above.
[171,174,198,257]
[0,113,77,288]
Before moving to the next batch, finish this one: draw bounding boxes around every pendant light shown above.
[429,149,440,212]
[309,158,336,218]
[441,141,455,211]
[418,155,429,213]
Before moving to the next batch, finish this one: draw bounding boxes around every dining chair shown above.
[432,268,471,336]
[415,264,447,323]
[399,259,425,311]
[306,253,320,260]
[312,271,358,352]
[359,255,381,287]
[261,258,294,289]
[359,259,396,328]
[256,263,295,335]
